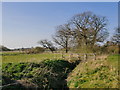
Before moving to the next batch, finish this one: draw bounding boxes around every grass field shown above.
[1,51,95,64]
[1,51,119,88]
[1,52,63,63]
[107,54,119,69]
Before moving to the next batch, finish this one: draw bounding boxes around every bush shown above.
[25,47,45,54]
[0,45,11,51]
[34,47,45,53]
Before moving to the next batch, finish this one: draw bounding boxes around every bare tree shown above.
[70,11,109,49]
[53,24,73,53]
[111,27,120,45]
[38,39,56,53]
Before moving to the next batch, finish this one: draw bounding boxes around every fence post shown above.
[77,53,81,60]
[84,53,87,61]
[93,53,96,60]
[70,53,73,59]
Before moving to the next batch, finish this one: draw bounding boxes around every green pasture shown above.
[2,52,63,63]
[107,54,119,69]
[1,51,119,65]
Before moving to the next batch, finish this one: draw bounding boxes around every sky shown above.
[2,2,118,49]
[1,0,120,2]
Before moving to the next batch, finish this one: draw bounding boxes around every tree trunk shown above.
[65,39,68,53]
[65,48,68,53]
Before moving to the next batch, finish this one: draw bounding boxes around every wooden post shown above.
[70,53,73,59]
[77,54,81,60]
[93,53,96,60]
[84,53,87,61]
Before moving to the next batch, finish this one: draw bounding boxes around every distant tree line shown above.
[20,47,46,54]
[0,45,46,54]
[101,28,120,54]
[0,45,11,51]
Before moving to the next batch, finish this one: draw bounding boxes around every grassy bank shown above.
[107,54,119,69]
[67,54,119,88]
[2,59,79,89]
